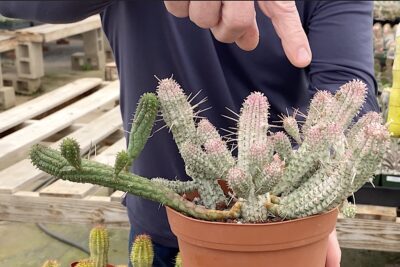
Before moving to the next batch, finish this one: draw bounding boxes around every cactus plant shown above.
[130,234,154,267]
[30,78,389,223]
[76,259,95,267]
[41,260,60,267]
[89,225,109,267]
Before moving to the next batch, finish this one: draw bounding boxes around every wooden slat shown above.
[39,138,125,198]
[355,204,397,222]
[0,191,129,226]
[0,78,102,133]
[0,80,119,170]
[337,217,400,252]
[110,191,126,202]
[0,34,16,53]
[16,15,101,43]
[0,106,122,194]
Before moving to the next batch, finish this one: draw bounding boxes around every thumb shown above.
[258,1,311,68]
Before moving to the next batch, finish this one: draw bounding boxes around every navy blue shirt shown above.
[0,1,378,247]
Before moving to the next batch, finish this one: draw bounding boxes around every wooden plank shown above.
[0,80,119,170]
[0,106,122,194]
[0,78,102,133]
[39,138,125,198]
[337,217,400,252]
[110,191,126,202]
[0,191,129,226]
[16,15,101,43]
[355,204,397,222]
[0,34,16,53]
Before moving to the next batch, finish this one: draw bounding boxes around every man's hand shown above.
[326,229,341,267]
[164,1,312,68]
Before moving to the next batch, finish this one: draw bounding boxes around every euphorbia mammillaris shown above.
[30,79,389,222]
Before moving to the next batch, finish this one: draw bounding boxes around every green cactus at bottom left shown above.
[130,234,154,267]
[89,225,109,267]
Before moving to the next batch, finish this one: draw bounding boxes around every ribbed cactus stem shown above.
[130,234,154,267]
[204,138,235,179]
[30,144,241,221]
[41,260,60,267]
[273,123,340,195]
[334,79,367,130]
[282,115,302,144]
[240,193,269,222]
[272,132,293,161]
[248,140,273,179]
[227,167,252,198]
[76,259,95,267]
[114,150,129,176]
[255,154,285,195]
[196,119,222,143]
[238,92,269,172]
[302,91,336,134]
[127,93,159,165]
[175,252,183,267]
[89,225,109,267]
[60,138,81,170]
[157,78,197,148]
[151,178,198,194]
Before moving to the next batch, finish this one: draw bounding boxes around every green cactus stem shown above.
[30,143,241,221]
[41,260,60,267]
[237,92,270,173]
[89,225,109,267]
[76,259,95,267]
[282,115,302,144]
[127,93,159,165]
[130,234,154,267]
[151,178,198,194]
[114,150,129,177]
[60,138,81,170]
[272,132,293,161]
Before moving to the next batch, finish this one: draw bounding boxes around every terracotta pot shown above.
[166,207,338,267]
[70,262,115,267]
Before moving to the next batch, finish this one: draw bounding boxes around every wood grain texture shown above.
[337,217,400,252]
[0,78,102,133]
[0,107,122,194]
[15,16,101,43]
[0,80,119,170]
[0,191,129,226]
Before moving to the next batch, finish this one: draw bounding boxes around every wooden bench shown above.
[0,78,399,251]
[0,32,17,109]
[12,15,105,94]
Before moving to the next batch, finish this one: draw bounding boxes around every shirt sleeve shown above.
[0,0,114,23]
[306,1,379,114]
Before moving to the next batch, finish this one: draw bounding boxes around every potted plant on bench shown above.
[30,78,389,267]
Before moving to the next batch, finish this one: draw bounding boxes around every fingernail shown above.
[297,47,311,64]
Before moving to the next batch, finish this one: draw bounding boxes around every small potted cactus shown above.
[30,78,389,267]
[71,225,115,267]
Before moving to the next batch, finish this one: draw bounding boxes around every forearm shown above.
[0,0,113,23]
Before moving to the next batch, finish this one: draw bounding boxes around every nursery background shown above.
[0,1,399,266]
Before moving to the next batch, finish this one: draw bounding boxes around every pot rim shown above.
[166,206,338,226]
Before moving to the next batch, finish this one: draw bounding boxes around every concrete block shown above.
[15,78,41,95]
[0,86,16,110]
[83,29,105,70]
[105,62,118,81]
[71,52,86,71]
[16,42,44,79]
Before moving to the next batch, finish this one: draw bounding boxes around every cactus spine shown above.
[130,234,154,267]
[30,78,389,223]
[89,225,109,267]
